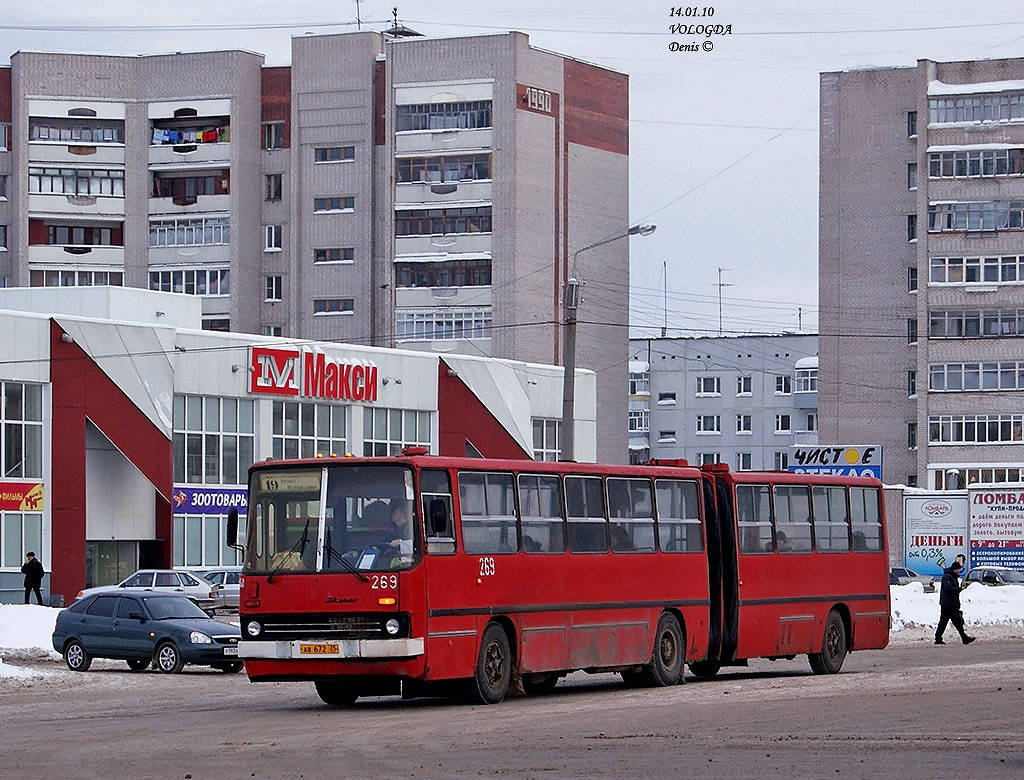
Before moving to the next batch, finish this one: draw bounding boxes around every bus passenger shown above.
[776,531,793,552]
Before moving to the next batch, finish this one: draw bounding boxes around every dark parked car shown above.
[889,567,936,592]
[52,591,241,674]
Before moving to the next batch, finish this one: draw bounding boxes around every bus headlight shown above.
[246,620,262,637]
[385,618,401,636]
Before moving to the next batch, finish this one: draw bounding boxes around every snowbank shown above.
[2,585,1023,679]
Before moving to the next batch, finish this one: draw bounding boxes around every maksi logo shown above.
[251,347,300,396]
[922,501,952,517]
[249,347,379,402]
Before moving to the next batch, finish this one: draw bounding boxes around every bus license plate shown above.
[223,647,238,656]
[300,643,339,655]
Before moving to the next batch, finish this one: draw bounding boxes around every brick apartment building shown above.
[820,56,1024,488]
[0,28,630,462]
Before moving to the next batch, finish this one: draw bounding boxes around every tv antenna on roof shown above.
[715,266,733,336]
[354,0,362,30]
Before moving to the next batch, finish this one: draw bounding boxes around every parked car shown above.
[199,567,241,612]
[74,569,220,612]
[52,591,241,674]
[889,567,936,592]
[962,565,1024,587]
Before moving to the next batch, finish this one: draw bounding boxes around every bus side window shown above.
[422,469,456,555]
[773,485,812,553]
[736,484,772,554]
[850,487,883,552]
[812,486,850,552]
[654,479,703,553]
[458,471,519,554]
[566,475,607,552]
[518,474,565,553]
[607,477,655,553]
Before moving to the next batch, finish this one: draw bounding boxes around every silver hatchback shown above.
[75,569,221,612]
[200,568,241,612]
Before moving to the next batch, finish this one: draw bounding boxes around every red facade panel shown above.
[563,60,629,156]
[0,66,10,123]
[437,362,531,460]
[374,59,386,146]
[261,66,291,148]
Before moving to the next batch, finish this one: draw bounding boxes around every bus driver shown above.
[382,503,414,557]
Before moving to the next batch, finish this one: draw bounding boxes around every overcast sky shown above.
[4,1,1024,337]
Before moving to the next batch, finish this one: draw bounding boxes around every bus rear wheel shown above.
[809,610,847,675]
[314,680,359,706]
[466,623,511,704]
[642,613,684,686]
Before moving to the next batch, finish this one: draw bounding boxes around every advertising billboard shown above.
[789,445,882,478]
[903,493,968,576]
[967,488,1024,570]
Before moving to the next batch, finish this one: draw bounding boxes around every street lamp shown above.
[559,223,656,461]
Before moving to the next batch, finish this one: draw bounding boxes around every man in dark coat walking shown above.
[21,551,44,605]
[935,559,975,645]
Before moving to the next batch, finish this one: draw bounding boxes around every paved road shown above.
[3,638,1022,780]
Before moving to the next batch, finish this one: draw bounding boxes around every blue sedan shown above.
[52,591,241,674]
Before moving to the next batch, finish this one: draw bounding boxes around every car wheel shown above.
[126,658,151,672]
[155,641,185,674]
[64,639,92,672]
[213,661,243,674]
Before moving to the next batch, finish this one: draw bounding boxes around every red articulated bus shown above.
[231,451,889,705]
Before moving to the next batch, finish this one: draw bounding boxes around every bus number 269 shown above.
[371,574,398,589]
[479,557,496,577]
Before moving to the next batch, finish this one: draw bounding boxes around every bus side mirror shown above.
[227,508,244,553]
[428,499,450,537]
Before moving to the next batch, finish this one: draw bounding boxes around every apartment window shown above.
[314,196,354,213]
[930,255,1024,285]
[314,146,354,163]
[313,298,354,315]
[908,422,918,450]
[265,276,282,302]
[0,123,8,149]
[263,123,284,150]
[395,100,492,132]
[908,370,918,396]
[736,414,752,434]
[395,206,492,236]
[775,414,792,434]
[908,266,918,292]
[629,372,650,396]
[774,451,789,470]
[1,510,44,570]
[1,382,44,479]
[532,419,561,462]
[929,309,1024,339]
[795,368,817,393]
[930,93,1024,125]
[657,392,677,405]
[202,318,230,332]
[31,269,124,287]
[805,413,817,432]
[907,162,918,190]
[272,400,348,461]
[928,414,1024,444]
[46,225,117,247]
[396,153,491,183]
[736,452,752,471]
[265,174,282,202]
[264,225,282,251]
[696,415,721,434]
[149,268,229,296]
[907,110,917,137]
[907,215,917,241]
[696,376,721,396]
[395,259,491,287]
[315,248,354,264]
[775,375,792,395]
[395,308,491,342]
[928,148,1024,179]
[152,173,223,201]
[149,217,229,247]
[697,453,720,466]
[736,376,752,395]
[930,361,1024,392]
[263,326,282,338]
[29,117,124,144]
[628,409,650,433]
[0,225,6,250]
[172,394,255,485]
[0,175,8,199]
[928,201,1024,233]
[908,318,918,344]
[907,475,918,488]
[363,407,432,457]
[30,166,126,197]
[658,430,677,444]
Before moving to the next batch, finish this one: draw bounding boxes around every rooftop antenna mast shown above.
[661,261,668,338]
[354,0,362,30]
[715,266,733,336]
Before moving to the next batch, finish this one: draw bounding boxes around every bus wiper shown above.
[268,517,310,583]
[324,528,369,582]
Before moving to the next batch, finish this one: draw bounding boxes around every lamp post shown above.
[559,223,656,461]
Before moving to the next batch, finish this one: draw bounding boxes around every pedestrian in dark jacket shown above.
[935,559,974,645]
[21,552,44,605]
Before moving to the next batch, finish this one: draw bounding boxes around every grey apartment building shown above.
[628,335,818,468]
[0,29,630,462]
[821,57,1024,489]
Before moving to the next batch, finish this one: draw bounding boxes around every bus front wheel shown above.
[809,610,847,675]
[466,623,511,704]
[642,613,685,686]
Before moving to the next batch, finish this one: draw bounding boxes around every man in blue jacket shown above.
[935,559,975,645]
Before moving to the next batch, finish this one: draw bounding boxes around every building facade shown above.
[820,57,1024,489]
[0,29,629,463]
[0,287,596,604]
[627,335,818,469]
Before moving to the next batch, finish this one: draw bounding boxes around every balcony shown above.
[395,179,492,205]
[28,193,125,217]
[27,244,124,265]
[149,194,230,216]
[395,128,492,155]
[148,143,230,167]
[395,232,492,256]
[395,286,492,309]
[29,144,125,165]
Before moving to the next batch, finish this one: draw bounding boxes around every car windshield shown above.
[142,597,209,620]
[244,464,418,574]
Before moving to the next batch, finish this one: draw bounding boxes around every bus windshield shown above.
[244,464,418,573]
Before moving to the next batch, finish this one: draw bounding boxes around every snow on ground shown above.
[2,585,1023,681]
